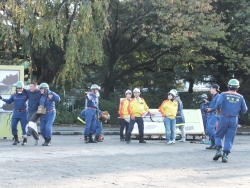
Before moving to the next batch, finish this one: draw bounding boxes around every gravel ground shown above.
[0,135,250,188]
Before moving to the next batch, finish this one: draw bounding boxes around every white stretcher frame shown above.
[128,109,205,139]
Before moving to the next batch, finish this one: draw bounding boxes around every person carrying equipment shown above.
[205,84,220,149]
[94,110,110,142]
[118,90,132,141]
[0,81,28,145]
[213,79,247,163]
[198,94,209,134]
[78,109,109,142]
[38,83,60,146]
[125,88,152,144]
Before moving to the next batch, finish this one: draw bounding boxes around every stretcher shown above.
[128,109,205,140]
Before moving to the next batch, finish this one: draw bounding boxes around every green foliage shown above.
[55,109,82,125]
[100,0,226,99]
[53,92,84,124]
[0,0,109,88]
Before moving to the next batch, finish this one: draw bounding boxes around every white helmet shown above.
[168,90,176,97]
[125,90,132,95]
[133,88,140,93]
[170,89,178,96]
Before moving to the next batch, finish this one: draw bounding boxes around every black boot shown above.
[222,152,229,163]
[42,138,51,146]
[21,138,27,146]
[120,135,125,142]
[213,146,222,161]
[125,137,131,143]
[88,134,97,143]
[94,136,103,142]
[42,138,47,144]
[12,135,20,145]
[84,135,89,143]
[206,139,215,149]
[139,139,147,143]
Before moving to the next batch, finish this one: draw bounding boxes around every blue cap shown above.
[211,84,220,92]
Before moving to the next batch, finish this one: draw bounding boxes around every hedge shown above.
[53,91,250,126]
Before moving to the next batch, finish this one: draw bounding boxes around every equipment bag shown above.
[36,95,48,114]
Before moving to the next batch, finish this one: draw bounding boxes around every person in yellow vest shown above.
[158,90,179,144]
[125,88,152,144]
[118,90,132,141]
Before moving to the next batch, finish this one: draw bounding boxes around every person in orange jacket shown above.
[159,90,179,144]
[125,88,152,144]
[118,90,132,141]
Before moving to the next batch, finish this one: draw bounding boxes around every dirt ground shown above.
[0,135,249,188]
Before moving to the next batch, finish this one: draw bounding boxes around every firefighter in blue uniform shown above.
[0,81,28,145]
[205,84,220,149]
[83,84,99,143]
[198,94,209,134]
[94,110,110,142]
[94,110,104,142]
[213,79,247,163]
[39,83,60,146]
[78,109,109,142]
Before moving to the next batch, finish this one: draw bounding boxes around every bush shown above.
[52,90,250,126]
[54,109,82,125]
[54,92,84,125]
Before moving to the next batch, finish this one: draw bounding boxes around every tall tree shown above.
[100,0,225,99]
[0,0,109,87]
[210,0,250,91]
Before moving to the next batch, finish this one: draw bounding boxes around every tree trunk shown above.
[216,64,229,92]
[103,76,114,100]
[188,78,194,93]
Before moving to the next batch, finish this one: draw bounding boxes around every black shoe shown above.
[84,135,88,143]
[12,135,20,145]
[139,140,147,143]
[42,142,50,146]
[206,139,215,149]
[120,138,125,142]
[213,146,222,161]
[222,152,229,163]
[21,138,27,146]
[125,138,131,143]
[13,140,20,145]
[42,138,51,146]
[88,134,97,143]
